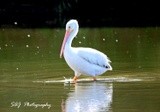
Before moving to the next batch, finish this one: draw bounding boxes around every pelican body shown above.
[60,19,112,82]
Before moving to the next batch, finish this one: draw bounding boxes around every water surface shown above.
[0,28,160,112]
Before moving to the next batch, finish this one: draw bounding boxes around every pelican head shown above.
[66,19,79,39]
[60,19,79,58]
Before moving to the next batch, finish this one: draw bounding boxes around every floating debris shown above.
[27,34,31,37]
[114,31,117,34]
[126,50,129,54]
[115,39,119,42]
[138,41,141,44]
[26,45,29,48]
[35,51,40,55]
[138,66,142,69]
[63,77,72,84]
[102,38,106,41]
[14,22,17,25]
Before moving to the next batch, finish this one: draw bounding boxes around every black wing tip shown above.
[104,65,113,70]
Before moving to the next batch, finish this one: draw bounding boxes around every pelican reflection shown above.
[62,82,113,112]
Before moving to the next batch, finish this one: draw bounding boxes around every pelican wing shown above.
[76,48,112,69]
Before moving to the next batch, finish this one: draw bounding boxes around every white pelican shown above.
[60,19,112,82]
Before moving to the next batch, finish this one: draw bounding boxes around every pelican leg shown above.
[93,77,97,81]
[72,72,81,83]
[73,76,78,83]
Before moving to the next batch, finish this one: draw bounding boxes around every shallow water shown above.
[0,28,160,112]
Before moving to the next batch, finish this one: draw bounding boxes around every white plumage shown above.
[60,19,112,82]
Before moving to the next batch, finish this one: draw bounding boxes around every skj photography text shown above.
[10,101,52,109]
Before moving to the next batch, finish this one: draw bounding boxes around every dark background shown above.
[0,0,159,28]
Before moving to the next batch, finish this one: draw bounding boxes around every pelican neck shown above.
[65,35,74,48]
